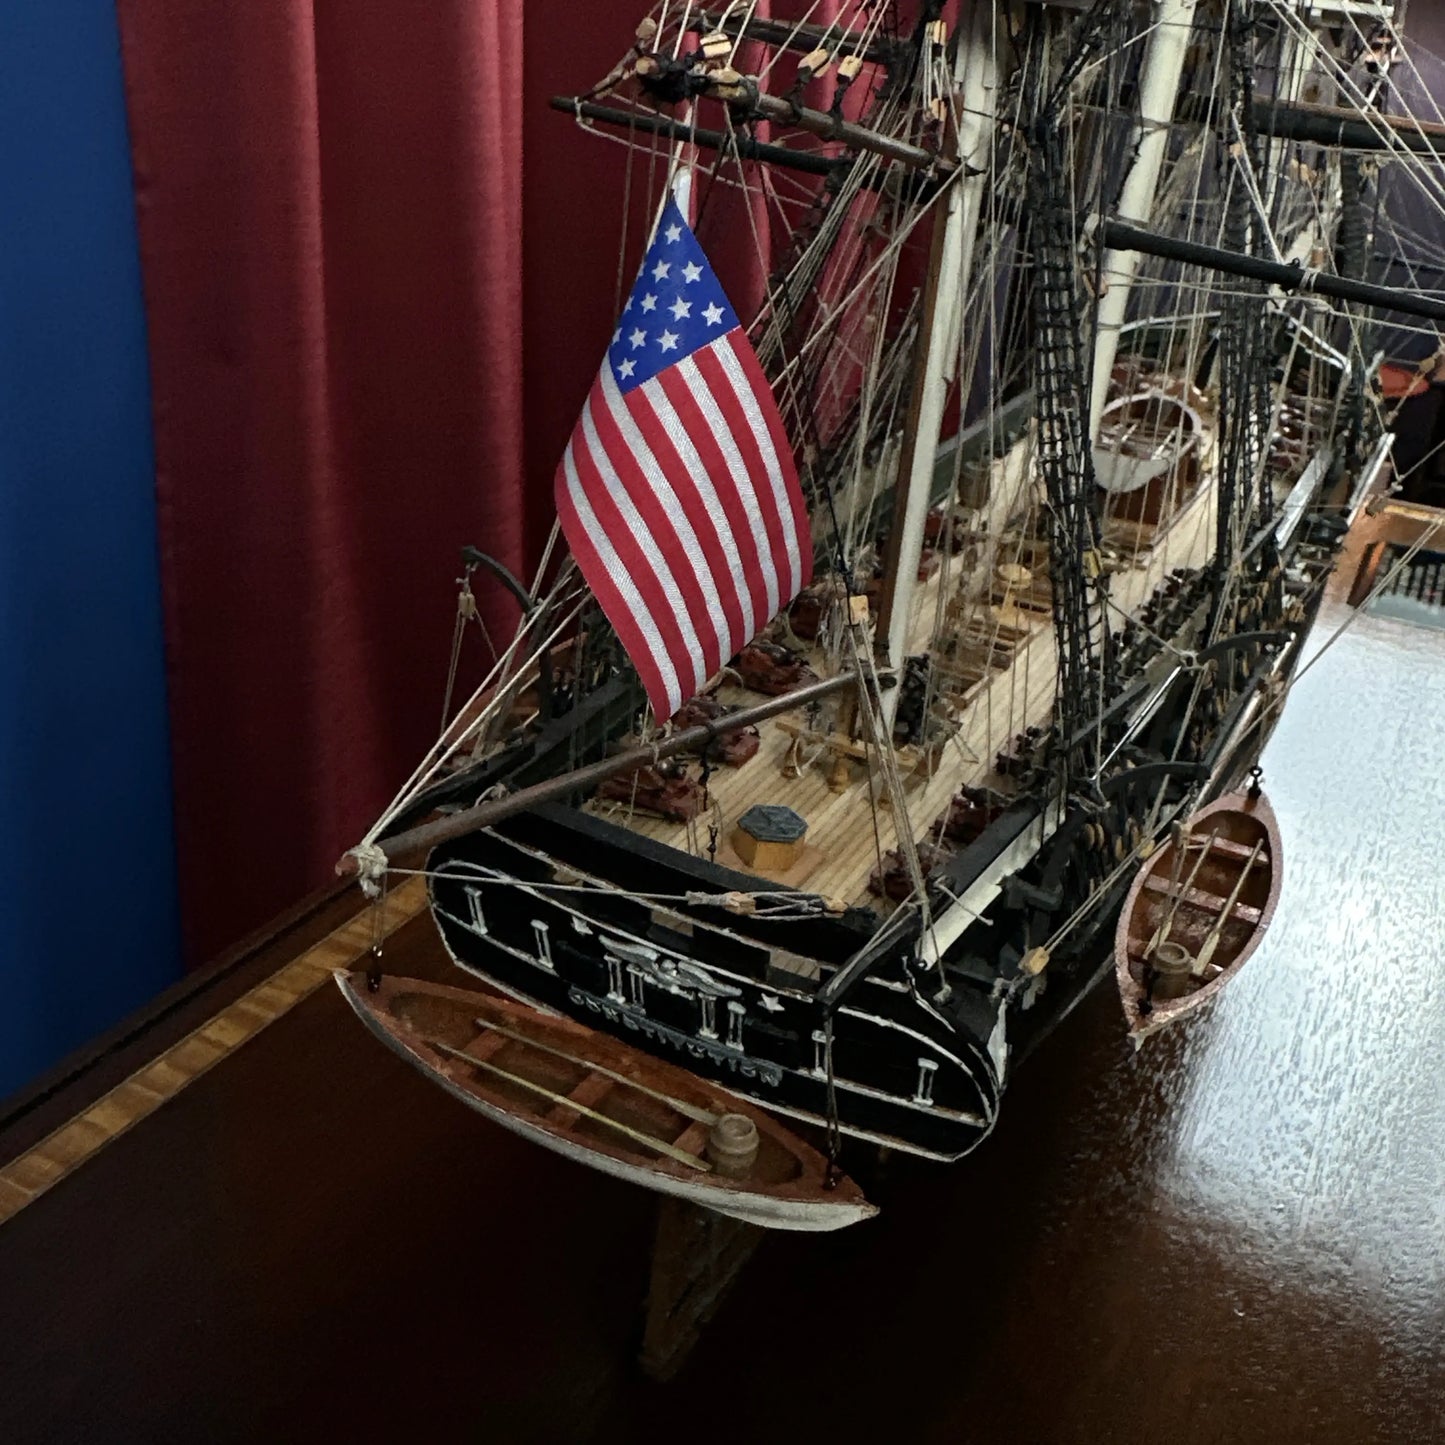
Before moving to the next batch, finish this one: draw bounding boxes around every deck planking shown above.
[597,477,1218,910]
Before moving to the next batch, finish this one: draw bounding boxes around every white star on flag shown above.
[651,260,671,281]
[629,328,646,348]
[664,223,681,243]
[658,330,679,352]
[702,302,725,326]
[669,298,692,320]
[617,358,635,379]
[681,262,702,283]
[641,294,657,312]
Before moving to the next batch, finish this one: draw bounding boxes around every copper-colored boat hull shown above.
[1114,789,1282,1041]
[337,972,876,1231]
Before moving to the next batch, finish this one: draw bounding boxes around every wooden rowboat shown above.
[336,972,876,1231]
[1114,787,1282,1042]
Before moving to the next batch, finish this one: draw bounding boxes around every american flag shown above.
[555,198,812,719]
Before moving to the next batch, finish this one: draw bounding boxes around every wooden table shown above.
[0,881,754,1439]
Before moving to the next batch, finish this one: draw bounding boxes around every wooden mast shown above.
[1087,0,1201,439]
[1256,96,1445,156]
[631,58,956,176]
[875,1,1005,725]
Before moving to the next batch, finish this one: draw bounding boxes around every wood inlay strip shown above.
[0,877,428,1230]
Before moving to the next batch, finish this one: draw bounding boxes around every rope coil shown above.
[348,843,390,900]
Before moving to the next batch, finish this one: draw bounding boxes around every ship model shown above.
[337,1,1433,1226]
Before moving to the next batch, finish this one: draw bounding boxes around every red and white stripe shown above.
[556,329,812,718]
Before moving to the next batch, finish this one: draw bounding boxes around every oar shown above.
[1147,821,1191,939]
[427,1038,711,1172]
[1146,831,1216,956]
[1191,838,1265,977]
[472,1015,720,1127]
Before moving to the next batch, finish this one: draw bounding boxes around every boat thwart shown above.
[336,971,877,1231]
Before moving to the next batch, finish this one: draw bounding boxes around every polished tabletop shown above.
[0,601,1440,1444]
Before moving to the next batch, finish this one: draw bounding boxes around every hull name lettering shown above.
[567,988,783,1087]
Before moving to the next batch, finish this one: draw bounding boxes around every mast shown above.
[876,0,1004,722]
[1335,23,1400,472]
[633,57,954,174]
[1261,20,1307,221]
[1209,0,1274,633]
[1088,0,1200,438]
[549,99,848,181]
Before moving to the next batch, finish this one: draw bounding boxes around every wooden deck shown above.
[597,477,1219,910]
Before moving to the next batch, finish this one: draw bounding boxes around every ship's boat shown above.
[1114,789,1283,1042]
[338,972,876,1231]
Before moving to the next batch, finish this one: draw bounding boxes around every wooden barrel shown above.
[1151,941,1194,1001]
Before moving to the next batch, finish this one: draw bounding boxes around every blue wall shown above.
[0,2,181,1100]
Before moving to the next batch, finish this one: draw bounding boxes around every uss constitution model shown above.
[338,1,1432,1226]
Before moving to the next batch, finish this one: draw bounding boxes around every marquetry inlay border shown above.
[0,877,429,1228]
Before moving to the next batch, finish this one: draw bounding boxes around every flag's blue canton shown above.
[607,198,741,395]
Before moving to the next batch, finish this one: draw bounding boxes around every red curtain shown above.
[115,1,921,964]
[115,0,540,963]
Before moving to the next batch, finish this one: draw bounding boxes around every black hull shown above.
[429,809,1002,1162]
